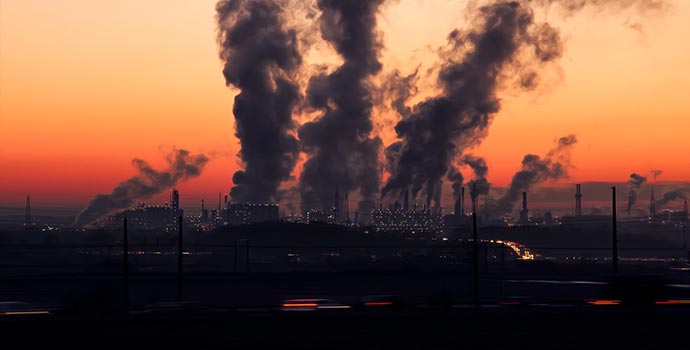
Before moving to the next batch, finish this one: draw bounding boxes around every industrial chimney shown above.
[519,192,529,225]
[575,184,582,216]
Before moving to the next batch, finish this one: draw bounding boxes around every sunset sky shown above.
[1,0,689,210]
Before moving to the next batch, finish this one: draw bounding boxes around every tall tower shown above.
[201,199,208,223]
[403,189,410,212]
[683,200,688,225]
[519,192,529,225]
[24,195,32,228]
[345,191,349,221]
[334,184,340,222]
[575,184,582,217]
[650,187,656,218]
[454,192,461,218]
[170,188,180,211]
[471,183,478,214]
[218,193,221,212]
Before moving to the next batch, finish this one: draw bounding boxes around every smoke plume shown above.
[626,172,647,212]
[463,155,491,204]
[74,149,209,227]
[298,0,386,214]
[382,1,564,209]
[655,188,689,208]
[496,135,577,214]
[650,169,663,179]
[380,0,665,215]
[216,0,302,203]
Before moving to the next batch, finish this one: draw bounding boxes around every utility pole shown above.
[472,212,479,309]
[177,215,183,302]
[123,217,129,310]
[611,187,619,274]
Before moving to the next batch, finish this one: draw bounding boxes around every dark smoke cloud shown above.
[655,188,689,208]
[217,0,302,203]
[626,172,647,212]
[74,149,209,227]
[382,1,563,208]
[650,169,663,179]
[496,135,577,214]
[298,0,386,213]
[447,167,464,199]
[384,69,419,119]
[463,155,491,203]
[628,173,647,188]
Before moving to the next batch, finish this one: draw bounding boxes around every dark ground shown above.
[2,307,689,349]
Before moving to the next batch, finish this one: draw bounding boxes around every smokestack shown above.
[650,187,656,218]
[24,195,31,228]
[171,188,180,212]
[454,192,461,218]
[472,184,478,214]
[218,193,221,212]
[345,191,349,222]
[403,189,410,212]
[224,194,228,206]
[684,200,688,221]
[519,192,529,225]
[575,184,582,216]
[334,184,339,222]
[461,187,465,215]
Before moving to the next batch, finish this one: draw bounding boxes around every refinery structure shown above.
[70,181,687,235]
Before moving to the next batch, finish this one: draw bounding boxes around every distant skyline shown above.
[1,0,689,209]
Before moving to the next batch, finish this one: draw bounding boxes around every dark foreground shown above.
[2,307,689,350]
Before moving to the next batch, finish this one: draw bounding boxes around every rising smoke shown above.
[495,135,578,215]
[74,149,209,227]
[656,188,689,208]
[211,0,665,215]
[626,172,647,212]
[298,0,386,214]
[382,1,564,211]
[216,0,303,203]
[463,155,491,205]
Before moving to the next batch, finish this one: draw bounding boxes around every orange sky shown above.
[1,0,689,208]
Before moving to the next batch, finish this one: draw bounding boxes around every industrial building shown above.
[223,202,280,226]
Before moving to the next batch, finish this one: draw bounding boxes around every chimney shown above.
[461,186,465,215]
[471,183,478,214]
[24,195,31,228]
[403,189,410,212]
[519,192,529,225]
[454,194,461,218]
[650,187,656,218]
[575,184,582,216]
[334,184,339,222]
[345,191,349,221]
